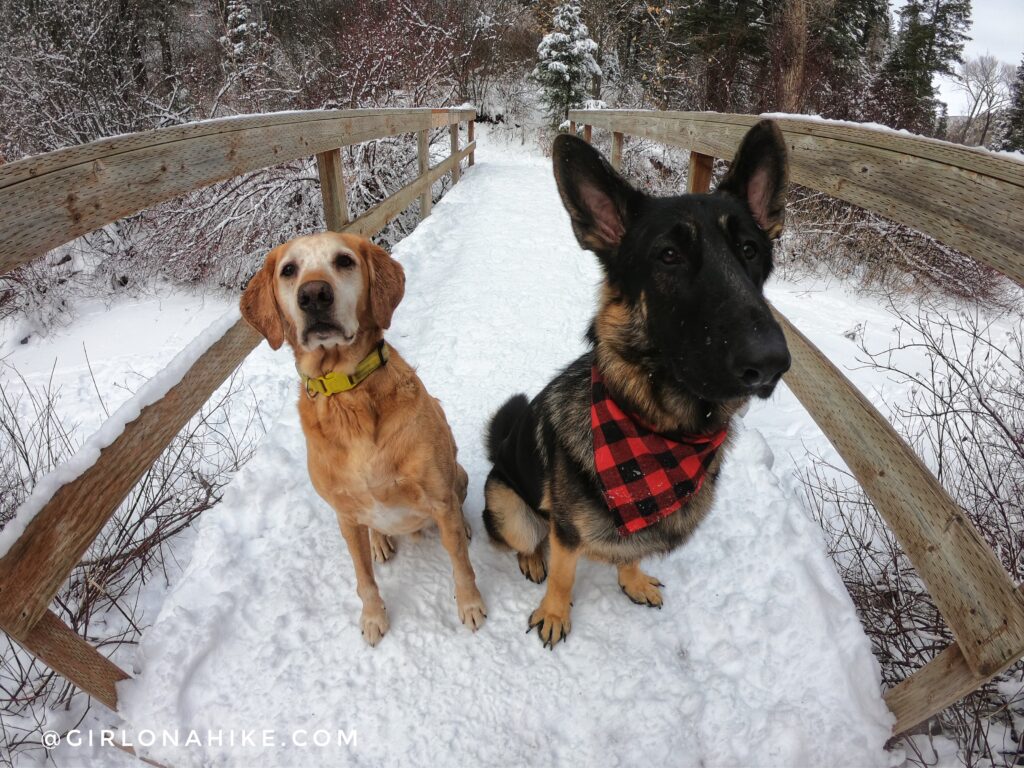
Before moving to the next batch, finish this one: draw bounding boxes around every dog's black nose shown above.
[298,280,333,313]
[732,334,791,390]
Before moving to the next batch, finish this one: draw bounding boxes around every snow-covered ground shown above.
[8,128,996,766]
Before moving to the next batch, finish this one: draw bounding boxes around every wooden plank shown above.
[315,148,349,231]
[0,320,262,638]
[583,124,592,143]
[568,110,1024,289]
[449,124,461,184]
[569,120,576,135]
[345,142,475,238]
[569,109,1024,186]
[4,610,129,712]
[467,121,475,167]
[417,129,432,220]
[611,132,623,170]
[0,109,476,276]
[886,585,1024,735]
[430,108,477,130]
[0,109,476,189]
[770,307,1024,677]
[687,151,714,194]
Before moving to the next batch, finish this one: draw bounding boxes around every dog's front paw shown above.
[456,589,487,632]
[619,571,664,608]
[528,604,571,649]
[360,608,390,647]
[369,530,396,563]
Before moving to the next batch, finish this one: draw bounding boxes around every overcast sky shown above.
[923,0,1024,115]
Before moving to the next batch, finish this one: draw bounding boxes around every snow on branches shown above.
[532,2,600,126]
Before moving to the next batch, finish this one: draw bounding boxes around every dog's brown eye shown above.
[742,242,758,260]
[334,253,354,269]
[280,263,297,278]
[658,248,683,265]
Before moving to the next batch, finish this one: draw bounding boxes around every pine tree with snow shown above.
[869,0,971,134]
[532,2,601,127]
[810,0,891,119]
[998,54,1024,151]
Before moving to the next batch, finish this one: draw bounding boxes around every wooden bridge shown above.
[0,105,1022,749]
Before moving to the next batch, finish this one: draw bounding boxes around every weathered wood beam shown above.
[315,148,349,231]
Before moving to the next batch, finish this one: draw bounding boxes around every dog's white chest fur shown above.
[358,502,428,535]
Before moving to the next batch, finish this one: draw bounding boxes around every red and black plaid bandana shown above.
[591,366,728,536]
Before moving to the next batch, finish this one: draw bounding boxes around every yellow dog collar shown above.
[301,342,389,398]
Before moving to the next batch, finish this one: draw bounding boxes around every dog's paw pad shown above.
[619,573,664,608]
[517,552,547,584]
[528,605,571,649]
[370,532,396,563]
[360,611,389,647]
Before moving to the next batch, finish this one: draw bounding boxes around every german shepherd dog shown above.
[483,120,791,648]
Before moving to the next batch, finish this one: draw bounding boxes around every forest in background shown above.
[1,0,1023,162]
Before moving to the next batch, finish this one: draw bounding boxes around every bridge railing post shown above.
[611,131,623,170]
[686,151,714,194]
[468,120,475,167]
[418,129,432,220]
[315,148,349,231]
[449,123,461,184]
[583,124,592,143]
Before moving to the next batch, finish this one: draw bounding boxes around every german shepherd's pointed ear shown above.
[552,134,638,257]
[360,239,405,330]
[716,120,789,239]
[240,248,285,350]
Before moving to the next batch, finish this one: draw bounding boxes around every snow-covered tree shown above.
[998,54,1024,151]
[532,2,601,127]
[869,0,971,134]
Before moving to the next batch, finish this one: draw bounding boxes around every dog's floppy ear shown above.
[240,249,285,350]
[716,119,789,239]
[552,134,638,256]
[362,239,405,330]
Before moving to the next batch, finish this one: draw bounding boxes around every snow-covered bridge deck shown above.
[117,140,893,766]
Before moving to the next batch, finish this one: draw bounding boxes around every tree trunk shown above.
[777,0,809,113]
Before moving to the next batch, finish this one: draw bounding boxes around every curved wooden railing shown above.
[2,104,1022,742]
[0,107,476,714]
[569,108,1024,735]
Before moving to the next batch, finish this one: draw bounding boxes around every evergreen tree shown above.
[998,54,1024,151]
[532,1,601,126]
[869,0,971,134]
[668,0,773,112]
[807,0,890,119]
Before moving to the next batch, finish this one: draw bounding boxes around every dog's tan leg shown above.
[528,531,579,648]
[368,528,397,563]
[436,503,487,631]
[617,561,664,608]
[337,519,389,646]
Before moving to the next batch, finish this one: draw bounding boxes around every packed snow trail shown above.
[116,133,894,766]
